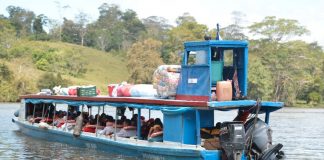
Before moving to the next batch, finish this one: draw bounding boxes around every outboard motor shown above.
[219,122,245,160]
[245,118,285,160]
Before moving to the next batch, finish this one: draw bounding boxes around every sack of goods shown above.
[152,65,181,99]
[130,84,157,97]
[109,82,157,97]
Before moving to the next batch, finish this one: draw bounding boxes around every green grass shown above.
[3,40,129,95]
[293,100,324,108]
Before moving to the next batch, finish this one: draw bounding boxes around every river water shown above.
[1,103,324,159]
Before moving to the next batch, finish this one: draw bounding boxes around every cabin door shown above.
[176,49,210,101]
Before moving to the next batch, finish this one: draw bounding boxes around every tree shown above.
[54,1,70,41]
[142,16,171,41]
[0,17,15,58]
[249,16,309,42]
[248,56,273,100]
[48,19,61,41]
[248,17,312,105]
[32,14,48,40]
[75,11,90,46]
[164,13,208,63]
[121,9,146,50]
[222,11,248,40]
[127,38,164,83]
[175,12,196,25]
[96,3,124,51]
[6,6,35,38]
[61,18,79,44]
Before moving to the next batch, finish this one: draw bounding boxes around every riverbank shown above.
[292,101,324,108]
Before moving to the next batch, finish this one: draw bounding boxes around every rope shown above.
[247,98,261,159]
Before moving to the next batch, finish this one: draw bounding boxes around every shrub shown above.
[307,91,322,104]
[37,73,70,90]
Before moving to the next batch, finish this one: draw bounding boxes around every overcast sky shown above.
[1,0,323,46]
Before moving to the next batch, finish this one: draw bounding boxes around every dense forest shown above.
[0,3,323,106]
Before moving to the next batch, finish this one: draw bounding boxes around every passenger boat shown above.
[13,38,285,160]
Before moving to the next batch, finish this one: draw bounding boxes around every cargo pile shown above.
[108,82,157,98]
[152,65,181,99]
[51,85,100,97]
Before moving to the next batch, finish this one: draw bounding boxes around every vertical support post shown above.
[180,113,184,147]
[114,107,118,141]
[265,110,270,124]
[137,108,141,140]
[243,46,249,96]
[32,104,36,124]
[148,109,151,119]
[81,105,84,126]
[64,105,69,131]
[46,104,51,123]
[96,106,100,137]
[195,110,201,147]
[41,103,45,119]
[208,46,212,101]
[52,103,56,128]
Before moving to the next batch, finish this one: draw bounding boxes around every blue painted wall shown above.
[163,110,197,145]
[176,65,210,97]
[199,110,214,128]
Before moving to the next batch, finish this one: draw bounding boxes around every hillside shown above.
[1,40,129,99]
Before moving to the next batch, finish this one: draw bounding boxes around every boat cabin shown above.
[176,40,248,101]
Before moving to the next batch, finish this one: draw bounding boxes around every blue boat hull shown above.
[14,120,221,160]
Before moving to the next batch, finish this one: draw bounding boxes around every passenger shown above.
[99,113,107,126]
[60,114,77,130]
[82,119,97,133]
[99,116,115,135]
[82,112,89,126]
[82,117,105,133]
[131,114,138,126]
[31,111,43,123]
[141,118,154,140]
[99,114,108,126]
[116,119,137,138]
[120,115,127,123]
[148,118,163,142]
[54,112,66,127]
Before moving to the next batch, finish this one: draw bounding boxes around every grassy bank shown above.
[0,40,129,100]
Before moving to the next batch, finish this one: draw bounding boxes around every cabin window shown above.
[187,50,208,65]
[211,47,221,61]
[224,50,234,66]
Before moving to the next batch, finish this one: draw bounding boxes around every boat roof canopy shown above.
[22,95,283,113]
[184,40,248,48]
